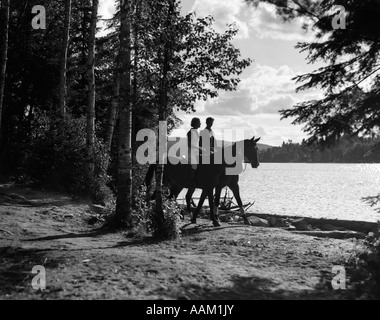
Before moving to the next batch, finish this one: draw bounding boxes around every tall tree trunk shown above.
[0,0,10,144]
[132,0,141,153]
[58,0,72,119]
[105,69,119,155]
[155,0,175,234]
[114,0,133,228]
[86,0,99,196]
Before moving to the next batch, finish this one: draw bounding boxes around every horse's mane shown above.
[216,140,246,167]
[219,140,247,153]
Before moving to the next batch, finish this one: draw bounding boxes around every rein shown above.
[212,140,252,170]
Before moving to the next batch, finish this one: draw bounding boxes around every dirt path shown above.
[0,184,368,300]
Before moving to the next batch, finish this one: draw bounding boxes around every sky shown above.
[98,0,325,146]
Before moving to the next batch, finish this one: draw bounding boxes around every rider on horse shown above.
[200,117,215,152]
[187,117,202,184]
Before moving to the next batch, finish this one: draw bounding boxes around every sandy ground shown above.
[0,184,372,300]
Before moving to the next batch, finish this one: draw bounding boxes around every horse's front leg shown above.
[213,186,222,223]
[190,190,207,224]
[186,188,195,216]
[230,183,250,225]
[208,189,221,227]
[197,190,207,214]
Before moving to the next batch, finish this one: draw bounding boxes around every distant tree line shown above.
[260,137,380,163]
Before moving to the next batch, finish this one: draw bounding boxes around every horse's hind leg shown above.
[169,185,182,200]
[212,186,222,223]
[207,189,221,227]
[197,190,207,215]
[190,189,206,224]
[190,202,198,224]
[229,182,250,225]
[169,185,185,219]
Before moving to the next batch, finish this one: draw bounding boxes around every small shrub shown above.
[91,139,114,205]
[358,236,380,299]
[347,223,380,299]
[121,185,181,240]
[149,195,182,240]
[20,113,112,203]
[129,186,152,236]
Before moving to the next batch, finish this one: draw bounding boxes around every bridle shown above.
[242,140,259,170]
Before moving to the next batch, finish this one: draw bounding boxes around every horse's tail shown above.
[144,164,157,189]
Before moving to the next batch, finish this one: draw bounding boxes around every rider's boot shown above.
[189,164,197,186]
[189,168,197,186]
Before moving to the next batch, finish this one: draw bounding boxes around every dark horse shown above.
[145,137,261,227]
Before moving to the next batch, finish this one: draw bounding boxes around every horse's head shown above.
[243,137,261,168]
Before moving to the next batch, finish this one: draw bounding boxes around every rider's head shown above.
[206,117,214,129]
[191,118,201,129]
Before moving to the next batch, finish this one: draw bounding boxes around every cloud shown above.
[258,95,297,114]
[203,90,258,115]
[192,0,251,39]
[204,64,304,116]
[170,113,306,146]
[97,0,117,36]
[191,0,315,42]
[99,0,116,19]
[248,2,314,41]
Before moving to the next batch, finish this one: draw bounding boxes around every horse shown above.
[145,137,260,227]
[168,137,261,225]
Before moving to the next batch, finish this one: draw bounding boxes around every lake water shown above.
[178,163,380,222]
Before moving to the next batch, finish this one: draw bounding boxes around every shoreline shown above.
[181,202,379,237]
[251,213,379,234]
[183,199,380,231]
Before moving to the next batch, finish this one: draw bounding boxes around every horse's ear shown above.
[251,136,256,141]
[254,137,261,143]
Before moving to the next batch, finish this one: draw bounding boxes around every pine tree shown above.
[247,0,380,145]
[0,0,10,144]
[114,0,133,228]
[86,0,99,197]
[58,0,72,119]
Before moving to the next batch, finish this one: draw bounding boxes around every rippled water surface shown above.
[179,163,380,222]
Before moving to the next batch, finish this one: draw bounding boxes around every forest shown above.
[0,0,252,236]
[260,137,380,163]
[1,0,380,300]
[1,0,380,230]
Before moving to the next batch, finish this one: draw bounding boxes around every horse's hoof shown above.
[244,220,252,226]
[213,221,221,227]
[191,219,197,224]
